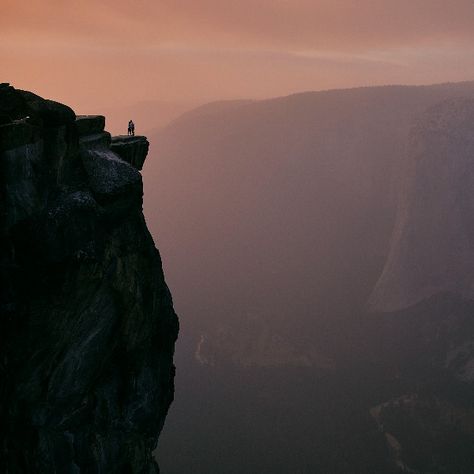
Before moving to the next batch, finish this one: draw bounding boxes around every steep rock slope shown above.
[0,84,178,473]
[367,99,474,474]
[371,98,474,312]
[369,98,474,383]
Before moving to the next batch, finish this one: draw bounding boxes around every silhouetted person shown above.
[128,120,135,136]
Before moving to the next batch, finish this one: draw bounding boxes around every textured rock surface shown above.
[0,85,178,473]
[367,99,474,473]
[111,136,150,170]
[370,98,474,313]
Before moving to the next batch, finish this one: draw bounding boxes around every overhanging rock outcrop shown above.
[111,135,150,171]
[0,84,178,473]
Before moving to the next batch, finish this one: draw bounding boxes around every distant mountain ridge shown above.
[146,80,474,349]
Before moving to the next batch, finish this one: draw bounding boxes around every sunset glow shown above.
[3,0,474,111]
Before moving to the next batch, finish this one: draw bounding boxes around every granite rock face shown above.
[370,98,474,313]
[0,85,178,473]
[367,99,474,472]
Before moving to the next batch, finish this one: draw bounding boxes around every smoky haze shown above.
[5,1,474,472]
[4,1,474,111]
[144,82,474,354]
[141,81,474,473]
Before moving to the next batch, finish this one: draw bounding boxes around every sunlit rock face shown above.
[0,84,178,473]
[370,98,474,313]
[367,99,474,473]
[367,97,474,385]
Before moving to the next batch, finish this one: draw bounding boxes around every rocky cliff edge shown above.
[0,83,178,473]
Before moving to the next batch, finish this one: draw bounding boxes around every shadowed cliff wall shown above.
[0,84,178,473]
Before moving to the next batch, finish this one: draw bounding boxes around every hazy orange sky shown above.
[3,0,474,112]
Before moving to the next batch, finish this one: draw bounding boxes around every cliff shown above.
[366,99,474,472]
[0,84,179,473]
[370,98,474,313]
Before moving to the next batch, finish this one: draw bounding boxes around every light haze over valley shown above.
[4,1,474,472]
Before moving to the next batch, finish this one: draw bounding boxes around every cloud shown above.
[3,0,474,51]
[2,0,474,109]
